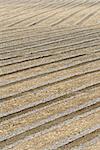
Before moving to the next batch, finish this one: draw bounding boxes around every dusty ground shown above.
[0,0,100,150]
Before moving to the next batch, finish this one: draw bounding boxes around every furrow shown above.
[0,85,100,142]
[1,106,100,150]
[0,52,100,87]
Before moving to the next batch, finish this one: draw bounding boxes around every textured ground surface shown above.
[0,0,100,150]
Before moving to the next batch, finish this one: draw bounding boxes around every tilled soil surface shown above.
[0,0,100,150]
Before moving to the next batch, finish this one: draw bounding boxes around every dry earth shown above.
[0,0,100,150]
